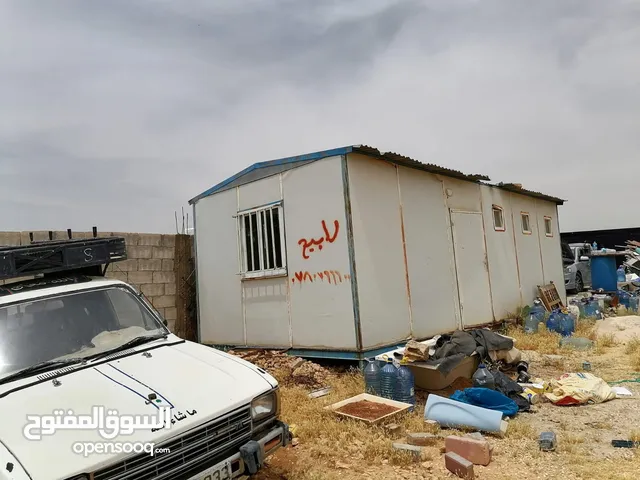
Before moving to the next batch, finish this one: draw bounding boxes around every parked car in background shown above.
[563,242,592,293]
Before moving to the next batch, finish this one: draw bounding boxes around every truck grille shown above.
[93,406,252,480]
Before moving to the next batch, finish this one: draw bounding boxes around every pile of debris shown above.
[228,349,331,389]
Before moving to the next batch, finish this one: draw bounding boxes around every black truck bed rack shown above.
[0,237,127,281]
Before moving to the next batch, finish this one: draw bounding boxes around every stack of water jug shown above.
[546,308,576,337]
[524,299,546,334]
[364,357,415,411]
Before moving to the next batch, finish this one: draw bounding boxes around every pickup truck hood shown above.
[0,339,276,480]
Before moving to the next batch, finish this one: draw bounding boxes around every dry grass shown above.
[598,332,619,348]
[630,350,640,372]
[625,335,640,355]
[506,324,562,354]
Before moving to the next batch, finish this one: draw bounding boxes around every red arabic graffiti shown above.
[298,220,340,259]
[291,270,351,285]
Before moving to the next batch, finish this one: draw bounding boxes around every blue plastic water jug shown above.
[546,309,561,334]
[363,359,381,396]
[394,362,416,411]
[618,290,631,309]
[558,311,575,337]
[531,299,546,323]
[618,266,626,283]
[380,359,397,399]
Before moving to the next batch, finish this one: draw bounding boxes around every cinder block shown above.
[164,282,176,295]
[128,246,153,259]
[105,271,128,283]
[406,433,439,447]
[445,452,474,479]
[115,259,138,272]
[154,307,165,318]
[152,246,174,259]
[392,443,423,461]
[138,234,163,246]
[141,283,165,297]
[0,232,22,246]
[153,271,175,284]
[152,295,176,309]
[138,259,163,271]
[161,259,174,271]
[164,307,177,321]
[161,235,176,248]
[128,271,154,285]
[445,436,491,466]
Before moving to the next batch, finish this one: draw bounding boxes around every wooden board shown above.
[324,393,413,425]
[538,281,564,312]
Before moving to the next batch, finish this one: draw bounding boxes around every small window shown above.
[544,216,553,237]
[492,205,505,231]
[238,204,287,278]
[521,212,531,234]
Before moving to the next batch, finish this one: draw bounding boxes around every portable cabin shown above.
[190,145,566,359]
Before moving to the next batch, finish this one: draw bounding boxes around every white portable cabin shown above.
[190,145,566,360]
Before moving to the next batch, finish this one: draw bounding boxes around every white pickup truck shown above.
[0,237,289,480]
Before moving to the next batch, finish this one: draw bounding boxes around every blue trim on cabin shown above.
[207,341,408,361]
[189,146,356,204]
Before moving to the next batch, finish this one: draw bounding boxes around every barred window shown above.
[237,204,286,278]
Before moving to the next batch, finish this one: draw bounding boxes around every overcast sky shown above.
[1,0,638,234]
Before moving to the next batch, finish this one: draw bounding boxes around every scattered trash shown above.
[472,363,495,389]
[516,361,531,383]
[612,440,640,448]
[545,373,617,405]
[308,386,331,399]
[611,386,633,398]
[520,388,540,405]
[425,394,508,437]
[539,431,557,451]
[402,339,430,362]
[582,361,592,371]
[450,388,519,417]
[559,337,594,350]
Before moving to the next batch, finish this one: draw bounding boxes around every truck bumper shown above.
[186,420,290,479]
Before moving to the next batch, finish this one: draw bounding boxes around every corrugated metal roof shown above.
[189,145,565,205]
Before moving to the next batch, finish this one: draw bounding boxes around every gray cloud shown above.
[1,0,639,233]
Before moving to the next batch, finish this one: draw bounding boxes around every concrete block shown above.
[154,307,165,318]
[138,234,163,246]
[445,452,474,479]
[392,443,423,461]
[161,259,174,272]
[153,271,175,284]
[165,282,176,295]
[445,436,491,466]
[407,433,439,447]
[161,235,176,248]
[0,232,22,246]
[105,272,128,283]
[140,283,165,297]
[164,307,177,321]
[114,259,138,272]
[128,271,153,285]
[152,295,176,309]
[128,246,153,259]
[138,259,163,271]
[152,246,174,259]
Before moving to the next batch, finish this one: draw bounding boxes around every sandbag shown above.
[450,387,519,417]
[544,373,617,406]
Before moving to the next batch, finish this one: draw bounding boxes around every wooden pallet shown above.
[538,281,564,312]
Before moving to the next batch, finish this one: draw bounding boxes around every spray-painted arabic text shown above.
[291,270,351,285]
[297,220,339,259]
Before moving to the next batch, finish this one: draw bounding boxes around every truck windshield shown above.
[0,287,165,378]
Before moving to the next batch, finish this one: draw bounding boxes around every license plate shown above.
[187,460,232,480]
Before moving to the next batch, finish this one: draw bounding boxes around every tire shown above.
[575,272,584,292]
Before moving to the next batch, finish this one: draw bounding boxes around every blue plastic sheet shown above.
[450,387,519,417]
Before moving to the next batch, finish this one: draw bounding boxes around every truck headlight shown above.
[251,390,279,422]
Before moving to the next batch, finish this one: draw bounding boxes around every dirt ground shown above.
[248,318,640,480]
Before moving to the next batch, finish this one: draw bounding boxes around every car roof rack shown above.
[0,235,127,281]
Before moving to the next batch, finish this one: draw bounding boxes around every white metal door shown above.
[450,211,494,327]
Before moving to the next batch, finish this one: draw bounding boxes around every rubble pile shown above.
[228,349,330,388]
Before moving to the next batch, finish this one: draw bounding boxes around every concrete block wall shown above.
[0,230,181,332]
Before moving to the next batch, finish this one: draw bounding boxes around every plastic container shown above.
[591,255,618,292]
[618,266,626,283]
[546,309,561,334]
[629,296,639,313]
[472,364,495,390]
[618,290,631,309]
[524,312,539,334]
[363,359,381,396]
[539,431,557,451]
[558,311,575,337]
[380,360,398,399]
[530,299,546,323]
[394,361,416,411]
